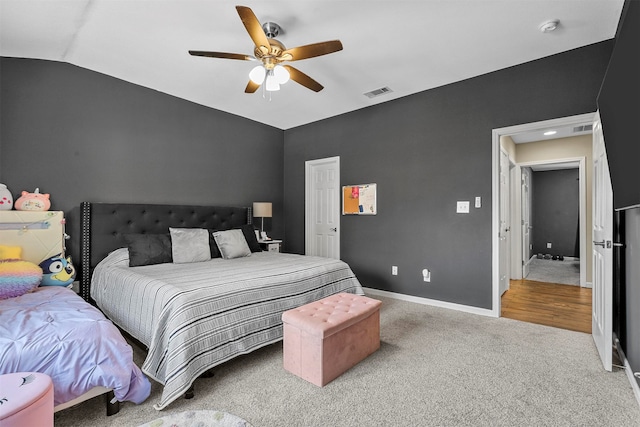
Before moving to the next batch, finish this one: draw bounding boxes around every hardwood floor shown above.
[501,279,592,334]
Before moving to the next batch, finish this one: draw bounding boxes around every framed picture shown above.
[342,183,377,215]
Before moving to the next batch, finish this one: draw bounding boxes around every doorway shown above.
[519,160,585,287]
[492,113,594,319]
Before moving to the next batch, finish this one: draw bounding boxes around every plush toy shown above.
[14,188,50,211]
[0,259,43,299]
[39,254,76,287]
[0,184,12,210]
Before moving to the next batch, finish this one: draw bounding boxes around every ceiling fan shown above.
[189,5,343,93]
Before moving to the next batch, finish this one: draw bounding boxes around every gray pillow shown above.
[212,229,251,259]
[169,228,211,264]
[124,234,172,266]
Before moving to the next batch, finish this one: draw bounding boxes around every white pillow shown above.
[169,228,211,264]
[212,229,251,260]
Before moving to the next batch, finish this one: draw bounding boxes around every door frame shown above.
[304,156,341,257]
[513,157,587,287]
[491,112,595,316]
[499,147,513,296]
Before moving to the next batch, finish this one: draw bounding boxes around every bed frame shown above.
[79,202,251,302]
[74,202,252,411]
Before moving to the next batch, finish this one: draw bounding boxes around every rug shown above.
[526,256,580,285]
[137,410,253,427]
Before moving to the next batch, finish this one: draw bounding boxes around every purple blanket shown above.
[0,286,150,406]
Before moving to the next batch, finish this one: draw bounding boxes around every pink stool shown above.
[282,293,381,386]
[0,372,54,427]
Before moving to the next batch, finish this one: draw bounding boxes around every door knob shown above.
[330,227,337,232]
[593,240,612,248]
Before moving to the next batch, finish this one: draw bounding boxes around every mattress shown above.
[91,249,364,409]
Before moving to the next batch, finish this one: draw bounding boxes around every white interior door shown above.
[305,157,340,259]
[592,110,613,371]
[521,167,532,278]
[499,149,510,296]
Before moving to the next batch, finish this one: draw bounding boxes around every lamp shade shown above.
[253,202,272,218]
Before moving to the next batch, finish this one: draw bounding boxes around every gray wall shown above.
[0,58,284,267]
[598,0,640,389]
[598,0,640,210]
[284,41,613,310]
[531,169,579,257]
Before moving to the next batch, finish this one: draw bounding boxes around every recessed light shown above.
[544,130,557,136]
[539,19,560,33]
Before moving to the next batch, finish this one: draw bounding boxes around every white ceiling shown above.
[0,0,624,130]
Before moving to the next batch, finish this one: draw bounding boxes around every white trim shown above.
[614,335,640,407]
[492,112,595,315]
[510,163,522,280]
[363,287,496,318]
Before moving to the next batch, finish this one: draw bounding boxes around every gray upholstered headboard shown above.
[79,202,251,302]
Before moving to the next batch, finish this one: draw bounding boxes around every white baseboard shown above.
[615,340,640,408]
[583,281,593,289]
[362,287,496,318]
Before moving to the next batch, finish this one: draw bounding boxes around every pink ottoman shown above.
[282,293,381,386]
[0,372,54,427]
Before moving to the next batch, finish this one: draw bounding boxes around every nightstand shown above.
[258,239,282,252]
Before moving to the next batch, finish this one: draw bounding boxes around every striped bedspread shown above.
[91,248,364,410]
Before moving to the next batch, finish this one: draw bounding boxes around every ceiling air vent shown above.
[364,87,393,99]
[573,124,593,133]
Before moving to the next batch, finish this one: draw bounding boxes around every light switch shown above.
[456,201,470,213]
[475,197,482,208]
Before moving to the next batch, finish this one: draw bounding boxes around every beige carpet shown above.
[54,295,640,426]
[137,409,251,427]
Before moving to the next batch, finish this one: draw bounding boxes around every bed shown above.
[0,287,151,411]
[80,202,365,410]
[0,211,151,415]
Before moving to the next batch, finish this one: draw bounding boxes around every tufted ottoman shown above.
[0,372,54,427]
[282,293,382,386]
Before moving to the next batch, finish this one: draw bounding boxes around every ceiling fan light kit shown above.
[189,5,343,95]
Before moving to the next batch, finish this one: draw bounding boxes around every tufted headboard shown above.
[79,202,251,302]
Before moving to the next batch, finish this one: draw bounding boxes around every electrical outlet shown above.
[456,201,470,213]
[392,266,398,275]
[547,243,552,249]
[422,268,431,282]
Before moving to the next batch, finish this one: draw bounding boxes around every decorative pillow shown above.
[0,245,22,260]
[212,229,251,260]
[169,228,211,264]
[0,259,43,300]
[124,234,173,267]
[39,254,77,287]
[239,224,262,253]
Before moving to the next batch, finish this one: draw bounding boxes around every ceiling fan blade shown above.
[283,65,323,92]
[245,80,261,93]
[236,6,271,55]
[189,50,254,61]
[281,40,343,61]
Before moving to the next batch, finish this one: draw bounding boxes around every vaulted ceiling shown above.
[0,1,624,130]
